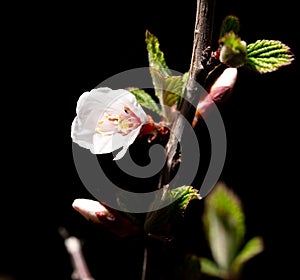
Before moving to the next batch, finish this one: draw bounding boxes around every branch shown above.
[158,0,216,189]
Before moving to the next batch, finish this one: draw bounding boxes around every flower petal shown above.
[71,87,148,159]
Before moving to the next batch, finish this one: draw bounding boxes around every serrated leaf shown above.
[148,67,168,119]
[170,185,201,214]
[149,67,164,98]
[163,76,184,106]
[231,236,264,274]
[145,30,172,77]
[202,182,245,270]
[149,68,189,121]
[219,15,240,39]
[126,87,162,115]
[145,30,189,119]
[144,186,201,237]
[245,39,294,73]
[200,258,223,278]
[164,72,189,108]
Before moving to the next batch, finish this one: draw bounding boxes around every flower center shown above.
[95,106,142,136]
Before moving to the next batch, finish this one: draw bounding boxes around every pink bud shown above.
[193,67,238,127]
[72,198,115,223]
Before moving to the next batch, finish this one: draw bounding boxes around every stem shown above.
[145,1,216,278]
[141,246,148,280]
[59,227,95,280]
[158,0,216,189]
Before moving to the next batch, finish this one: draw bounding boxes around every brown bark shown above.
[158,0,216,189]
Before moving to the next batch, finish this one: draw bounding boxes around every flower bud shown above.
[193,67,238,127]
[219,40,247,68]
[72,198,115,223]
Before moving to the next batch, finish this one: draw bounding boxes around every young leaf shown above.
[245,39,294,73]
[219,15,240,39]
[202,182,245,270]
[146,31,170,118]
[126,87,162,115]
[231,236,264,274]
[149,68,189,121]
[163,75,187,107]
[177,71,189,109]
[145,30,188,120]
[148,67,170,121]
[144,186,201,238]
[219,31,247,68]
[200,257,223,278]
[145,30,172,77]
[170,186,201,215]
[164,72,189,109]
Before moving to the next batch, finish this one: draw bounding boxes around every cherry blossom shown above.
[71,87,148,160]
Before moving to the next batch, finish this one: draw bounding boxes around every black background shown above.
[1,1,298,279]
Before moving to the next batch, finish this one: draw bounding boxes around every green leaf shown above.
[170,186,201,214]
[145,30,189,120]
[144,186,201,237]
[164,73,189,107]
[149,68,188,121]
[219,31,247,68]
[231,236,264,274]
[177,71,189,109]
[145,30,172,77]
[163,75,186,107]
[202,182,245,270]
[200,258,223,278]
[219,15,240,39]
[245,39,294,73]
[148,67,165,102]
[164,72,189,109]
[148,67,169,120]
[126,87,162,115]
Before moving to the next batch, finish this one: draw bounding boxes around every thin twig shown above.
[141,246,148,280]
[59,227,95,280]
[158,0,216,189]
[144,1,216,278]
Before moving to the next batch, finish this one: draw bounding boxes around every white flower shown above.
[71,87,148,160]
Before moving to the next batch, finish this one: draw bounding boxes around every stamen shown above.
[96,108,142,136]
[108,115,120,122]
